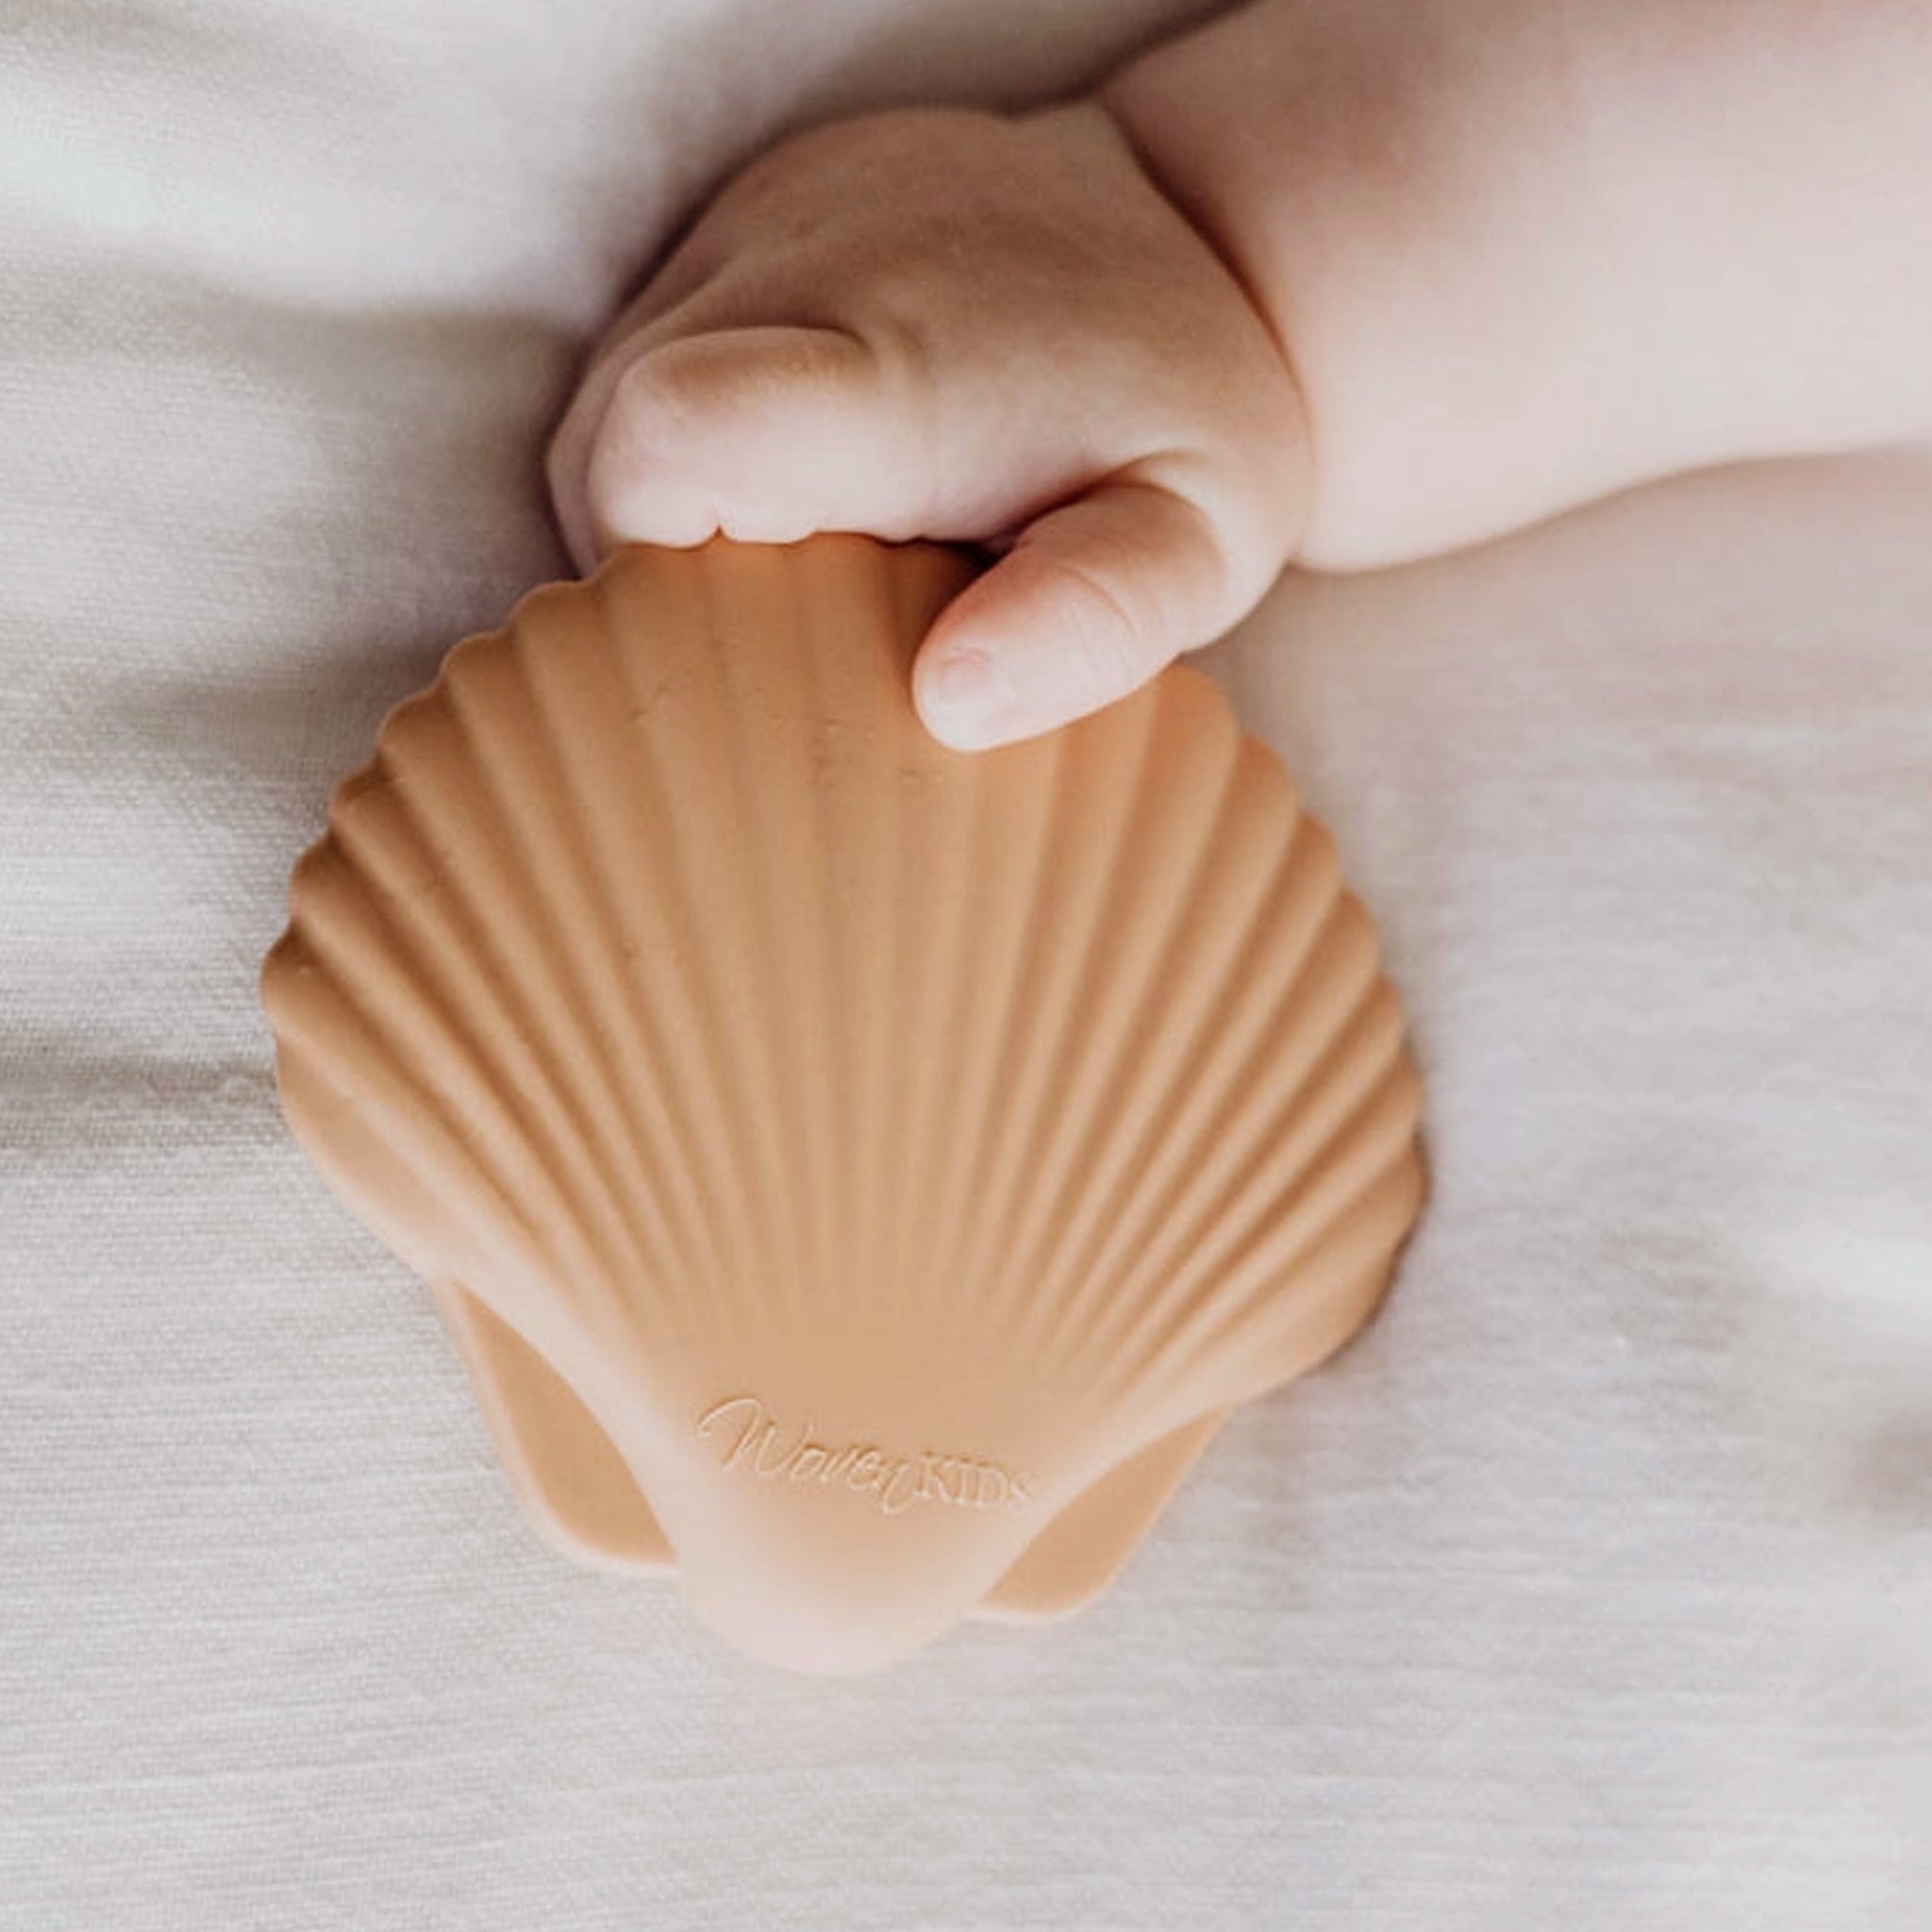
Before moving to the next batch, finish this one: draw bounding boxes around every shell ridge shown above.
[789,542,853,1322]
[568,548,820,1338]
[321,759,687,1329]
[591,551,782,1316]
[912,727,1072,1367]
[358,655,669,1335]
[564,559,784,1321]
[994,698,1251,1363]
[1097,977,1413,1400]
[1069,898,1389,1395]
[508,577,736,1330]
[683,543,823,1334]
[572,560,741,1311]
[521,558,746,1328]
[728,542,824,1333]
[434,617,684,1340]
[1042,832,1351,1387]
[277,877,620,1302]
[1018,755,1304,1375]
[1156,1081,1424,1407]
[824,541,904,1339]
[271,968,574,1307]
[966,691,1172,1341]
[851,540,980,1344]
[880,709,980,1357]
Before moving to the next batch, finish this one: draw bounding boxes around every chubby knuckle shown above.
[1193,489,1279,614]
[608,352,708,453]
[1247,399,1312,509]
[1156,437,1299,614]
[1216,367,1311,509]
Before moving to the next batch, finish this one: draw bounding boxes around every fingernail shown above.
[922,648,1017,748]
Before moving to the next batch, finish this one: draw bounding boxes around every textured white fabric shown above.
[3,2,1929,1925]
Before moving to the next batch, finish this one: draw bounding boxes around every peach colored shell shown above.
[262,536,1424,1674]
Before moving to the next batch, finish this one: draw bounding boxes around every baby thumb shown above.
[583,325,924,553]
[913,480,1253,751]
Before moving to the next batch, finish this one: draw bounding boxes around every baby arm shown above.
[1108,0,1932,567]
[550,0,1932,749]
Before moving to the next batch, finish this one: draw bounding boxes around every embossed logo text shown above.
[695,1395,1032,1517]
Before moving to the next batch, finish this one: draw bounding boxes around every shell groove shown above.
[264,536,1424,1673]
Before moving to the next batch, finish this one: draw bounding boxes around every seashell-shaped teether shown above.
[263,536,1424,1674]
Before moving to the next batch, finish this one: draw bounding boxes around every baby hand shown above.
[547,105,1307,749]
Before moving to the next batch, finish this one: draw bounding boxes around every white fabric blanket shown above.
[3,2,1927,1925]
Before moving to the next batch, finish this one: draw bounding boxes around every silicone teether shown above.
[262,536,1424,1673]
